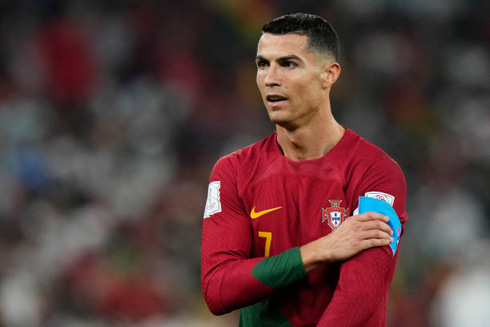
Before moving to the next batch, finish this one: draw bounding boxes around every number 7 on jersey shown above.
[258,231,272,257]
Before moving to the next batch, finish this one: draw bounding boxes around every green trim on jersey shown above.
[239,299,293,327]
[251,246,306,288]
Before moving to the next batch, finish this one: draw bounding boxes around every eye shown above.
[280,60,297,69]
[256,60,269,69]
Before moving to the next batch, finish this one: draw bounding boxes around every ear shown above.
[321,62,341,89]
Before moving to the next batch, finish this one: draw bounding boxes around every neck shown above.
[276,113,345,161]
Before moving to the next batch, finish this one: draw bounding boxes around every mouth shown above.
[266,94,288,102]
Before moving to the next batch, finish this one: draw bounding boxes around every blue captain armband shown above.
[358,196,401,256]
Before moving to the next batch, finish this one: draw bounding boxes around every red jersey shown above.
[201,128,408,327]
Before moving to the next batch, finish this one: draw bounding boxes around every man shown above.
[201,13,407,327]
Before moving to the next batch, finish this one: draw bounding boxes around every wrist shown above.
[300,239,330,273]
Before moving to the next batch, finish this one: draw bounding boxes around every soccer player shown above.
[201,13,407,326]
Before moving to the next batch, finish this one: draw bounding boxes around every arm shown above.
[300,211,394,273]
[201,155,306,315]
[315,157,408,326]
[317,245,403,326]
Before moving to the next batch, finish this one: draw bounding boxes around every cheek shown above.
[256,74,265,95]
[295,79,320,99]
[292,82,324,110]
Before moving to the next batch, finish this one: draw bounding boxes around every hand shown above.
[300,212,393,273]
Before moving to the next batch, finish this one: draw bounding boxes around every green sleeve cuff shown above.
[251,247,307,288]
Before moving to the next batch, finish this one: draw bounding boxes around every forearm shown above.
[300,238,332,273]
[202,247,307,315]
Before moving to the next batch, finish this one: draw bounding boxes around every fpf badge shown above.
[322,200,349,230]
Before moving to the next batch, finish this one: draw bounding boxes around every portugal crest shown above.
[322,200,349,230]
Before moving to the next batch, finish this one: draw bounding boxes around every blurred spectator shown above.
[430,239,490,327]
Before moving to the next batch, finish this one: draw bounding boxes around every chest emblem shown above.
[322,200,349,230]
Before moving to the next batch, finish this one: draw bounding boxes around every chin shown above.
[268,112,297,129]
[267,110,286,122]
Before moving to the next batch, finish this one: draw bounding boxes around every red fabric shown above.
[201,152,276,314]
[201,128,407,325]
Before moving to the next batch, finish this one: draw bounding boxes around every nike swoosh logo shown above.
[250,206,282,219]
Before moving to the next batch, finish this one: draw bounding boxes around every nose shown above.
[263,64,280,87]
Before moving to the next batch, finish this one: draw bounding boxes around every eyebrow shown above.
[255,55,304,62]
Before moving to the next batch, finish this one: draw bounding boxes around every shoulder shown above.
[342,129,404,176]
[210,133,277,179]
[343,130,407,219]
[340,129,407,199]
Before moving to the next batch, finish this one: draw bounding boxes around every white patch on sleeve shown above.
[203,181,222,218]
[364,191,395,206]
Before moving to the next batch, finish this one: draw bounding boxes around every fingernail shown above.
[390,238,394,242]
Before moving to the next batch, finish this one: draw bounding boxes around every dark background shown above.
[0,0,489,326]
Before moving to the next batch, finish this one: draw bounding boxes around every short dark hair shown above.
[262,13,339,61]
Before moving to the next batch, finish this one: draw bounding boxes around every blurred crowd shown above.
[0,0,488,326]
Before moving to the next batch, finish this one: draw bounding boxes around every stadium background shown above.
[0,0,488,326]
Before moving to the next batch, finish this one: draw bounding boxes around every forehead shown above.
[257,33,310,58]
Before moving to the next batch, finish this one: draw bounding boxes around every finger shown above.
[361,220,393,235]
[359,237,392,250]
[360,230,394,242]
[355,212,389,222]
